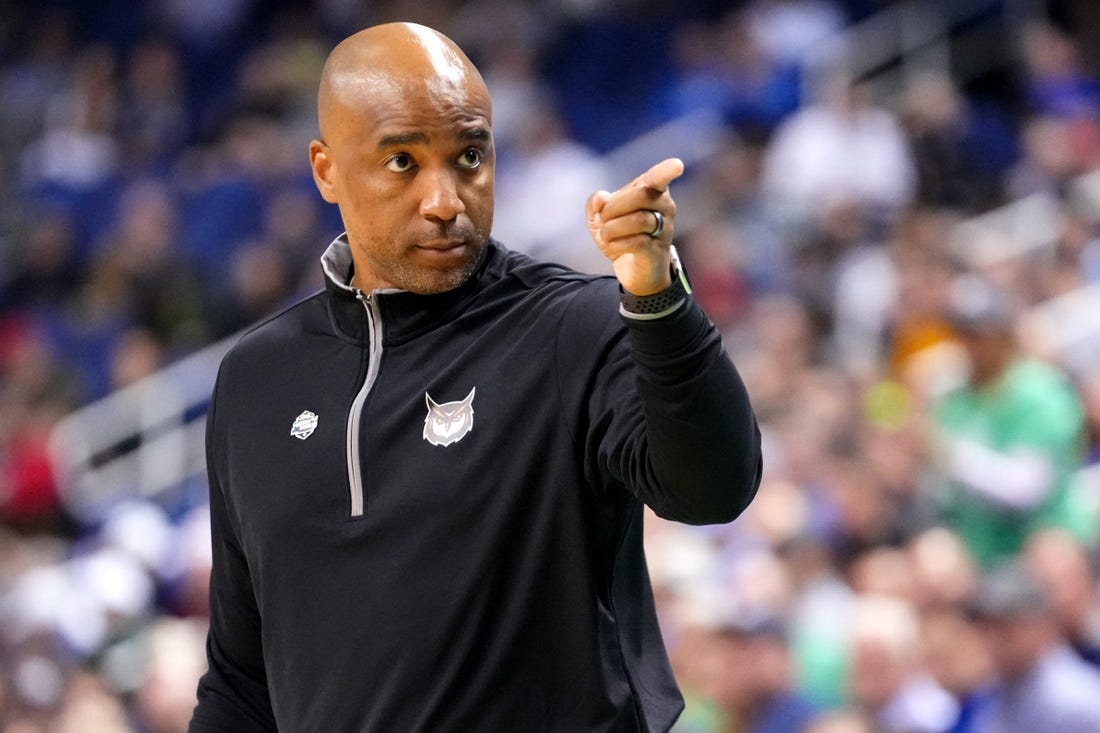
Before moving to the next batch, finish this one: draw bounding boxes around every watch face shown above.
[669,244,692,294]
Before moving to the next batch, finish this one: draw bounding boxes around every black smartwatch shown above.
[620,245,693,318]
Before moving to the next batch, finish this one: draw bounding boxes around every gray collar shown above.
[320,233,357,293]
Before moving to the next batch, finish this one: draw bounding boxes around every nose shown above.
[419,167,465,223]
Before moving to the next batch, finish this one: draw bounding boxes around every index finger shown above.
[633,157,685,193]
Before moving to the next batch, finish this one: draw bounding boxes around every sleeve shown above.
[189,372,278,732]
[564,282,762,525]
[943,436,1054,510]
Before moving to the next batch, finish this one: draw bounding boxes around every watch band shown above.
[620,277,688,315]
[619,245,693,319]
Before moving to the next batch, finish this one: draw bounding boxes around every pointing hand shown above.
[585,158,684,296]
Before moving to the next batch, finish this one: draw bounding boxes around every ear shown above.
[426,393,440,411]
[309,139,339,204]
[461,387,476,407]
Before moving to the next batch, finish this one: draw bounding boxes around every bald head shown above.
[318,22,490,143]
[308,22,496,294]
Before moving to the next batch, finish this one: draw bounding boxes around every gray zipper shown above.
[346,290,384,517]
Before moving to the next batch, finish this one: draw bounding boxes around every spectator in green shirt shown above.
[931,279,1088,567]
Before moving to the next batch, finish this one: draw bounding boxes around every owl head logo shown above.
[423,388,476,447]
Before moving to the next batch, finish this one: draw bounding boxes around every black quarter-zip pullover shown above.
[190,236,762,732]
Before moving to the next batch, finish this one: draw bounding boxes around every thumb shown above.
[585,190,611,243]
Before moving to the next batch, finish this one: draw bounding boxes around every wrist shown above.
[621,271,672,297]
[620,245,692,319]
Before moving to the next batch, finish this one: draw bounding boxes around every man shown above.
[188,22,761,733]
[970,560,1100,732]
[931,278,1086,567]
[847,594,958,733]
[1024,528,1100,667]
[705,606,819,733]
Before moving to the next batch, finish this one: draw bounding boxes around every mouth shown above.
[416,239,467,252]
[414,239,470,262]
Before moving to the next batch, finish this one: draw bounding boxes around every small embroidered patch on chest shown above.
[423,388,475,446]
[290,410,319,440]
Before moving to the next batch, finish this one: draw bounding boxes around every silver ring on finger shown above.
[647,210,664,238]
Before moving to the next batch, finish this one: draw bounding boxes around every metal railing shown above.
[47,335,235,524]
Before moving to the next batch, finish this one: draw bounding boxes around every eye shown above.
[385,153,414,172]
[456,148,483,169]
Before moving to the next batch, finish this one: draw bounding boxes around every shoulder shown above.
[1007,359,1076,394]
[490,241,620,315]
[494,243,609,291]
[982,647,1100,730]
[483,243,624,354]
[217,290,328,379]
[1035,646,1100,708]
[1005,359,1082,416]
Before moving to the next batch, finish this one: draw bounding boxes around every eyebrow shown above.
[377,132,429,150]
[375,126,490,151]
[461,127,490,142]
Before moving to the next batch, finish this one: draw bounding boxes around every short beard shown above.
[366,237,488,294]
[395,251,484,294]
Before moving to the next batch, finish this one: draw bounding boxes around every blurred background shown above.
[1,0,1100,731]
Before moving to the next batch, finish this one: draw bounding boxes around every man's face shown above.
[981,614,1050,680]
[959,328,1012,386]
[849,637,907,710]
[312,73,494,294]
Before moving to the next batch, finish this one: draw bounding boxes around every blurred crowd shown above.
[1,0,1100,731]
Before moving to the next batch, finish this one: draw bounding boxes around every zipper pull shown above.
[354,288,370,303]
